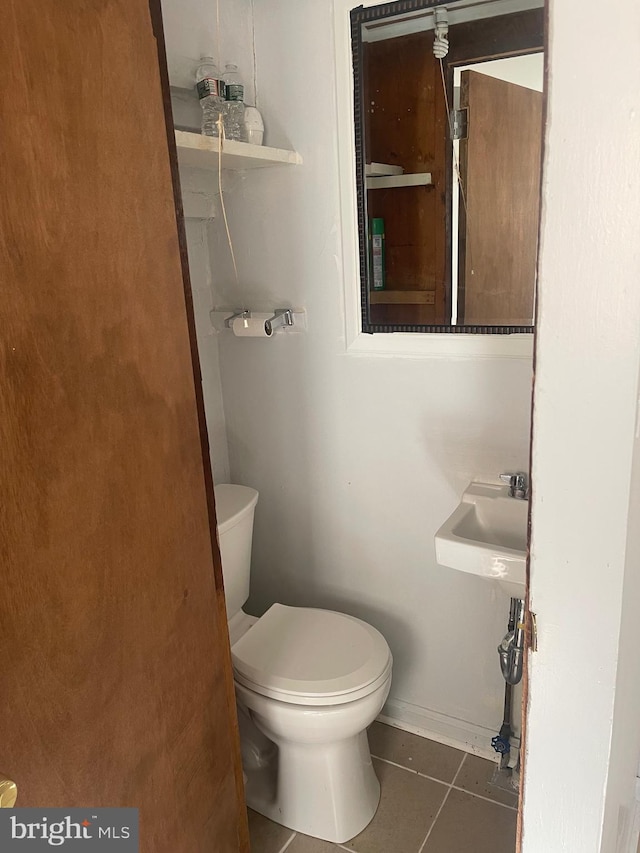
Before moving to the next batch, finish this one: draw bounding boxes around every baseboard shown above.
[378,697,520,764]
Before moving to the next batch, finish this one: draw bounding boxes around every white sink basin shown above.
[435,482,528,598]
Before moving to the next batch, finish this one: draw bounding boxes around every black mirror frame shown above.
[351,0,543,335]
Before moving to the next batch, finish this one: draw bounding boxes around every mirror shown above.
[351,0,545,333]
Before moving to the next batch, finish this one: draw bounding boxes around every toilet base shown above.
[235,661,391,844]
[244,728,380,844]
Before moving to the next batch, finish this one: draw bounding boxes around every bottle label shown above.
[197,78,226,100]
[372,234,385,290]
[225,83,244,102]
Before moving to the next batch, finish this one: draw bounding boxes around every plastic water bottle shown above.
[222,64,247,142]
[195,57,225,137]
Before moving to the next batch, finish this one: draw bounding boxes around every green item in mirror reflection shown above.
[370,217,385,291]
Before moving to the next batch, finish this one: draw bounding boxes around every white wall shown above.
[454,54,544,92]
[184,215,230,485]
[602,406,640,851]
[160,0,255,486]
[195,0,535,747]
[523,0,640,850]
[161,0,256,104]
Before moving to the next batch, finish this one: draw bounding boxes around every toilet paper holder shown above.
[224,308,294,335]
[224,310,250,328]
[266,309,294,335]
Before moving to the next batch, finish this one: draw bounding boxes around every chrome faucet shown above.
[499,472,529,500]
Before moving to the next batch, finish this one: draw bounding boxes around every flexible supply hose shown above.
[498,598,525,686]
[492,598,525,765]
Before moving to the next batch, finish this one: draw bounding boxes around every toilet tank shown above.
[214,484,259,620]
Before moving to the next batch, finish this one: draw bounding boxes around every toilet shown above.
[215,483,393,844]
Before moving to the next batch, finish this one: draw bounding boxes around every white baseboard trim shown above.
[378,697,520,764]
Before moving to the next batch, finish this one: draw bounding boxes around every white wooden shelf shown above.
[366,172,433,190]
[365,162,404,177]
[175,130,303,170]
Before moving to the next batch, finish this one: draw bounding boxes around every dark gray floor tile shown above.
[422,789,516,853]
[286,834,343,852]
[342,758,448,853]
[248,808,296,853]
[368,722,465,783]
[455,754,519,807]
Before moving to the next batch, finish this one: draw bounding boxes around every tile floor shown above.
[248,721,518,853]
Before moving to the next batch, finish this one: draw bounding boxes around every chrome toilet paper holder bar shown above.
[224,308,294,334]
[224,309,250,328]
[265,309,293,335]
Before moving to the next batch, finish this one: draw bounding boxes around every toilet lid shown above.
[231,603,391,701]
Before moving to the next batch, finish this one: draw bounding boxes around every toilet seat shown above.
[232,603,392,706]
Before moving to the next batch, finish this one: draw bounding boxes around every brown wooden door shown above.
[458,70,542,325]
[0,2,248,851]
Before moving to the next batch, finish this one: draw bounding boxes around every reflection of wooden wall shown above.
[363,32,447,325]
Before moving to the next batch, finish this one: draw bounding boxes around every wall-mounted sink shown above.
[435,482,528,598]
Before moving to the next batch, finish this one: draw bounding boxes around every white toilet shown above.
[215,483,393,844]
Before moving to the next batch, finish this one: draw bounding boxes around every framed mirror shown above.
[351,0,545,334]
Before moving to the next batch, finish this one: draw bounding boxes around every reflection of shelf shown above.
[365,162,404,177]
[175,130,303,170]
[369,290,435,305]
[366,172,433,190]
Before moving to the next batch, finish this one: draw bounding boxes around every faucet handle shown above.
[499,472,528,498]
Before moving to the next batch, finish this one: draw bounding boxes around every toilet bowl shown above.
[214,484,393,844]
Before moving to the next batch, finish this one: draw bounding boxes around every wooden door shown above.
[458,70,542,325]
[0,2,248,851]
